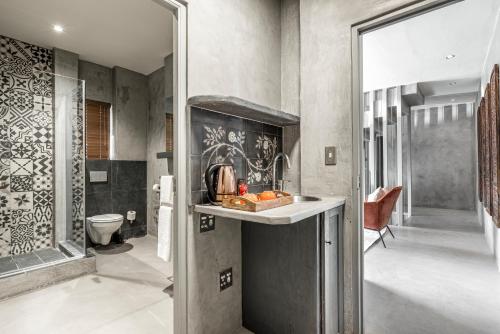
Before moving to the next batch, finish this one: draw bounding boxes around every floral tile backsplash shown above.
[190,107,282,204]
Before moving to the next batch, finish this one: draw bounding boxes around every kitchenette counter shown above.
[194,196,346,225]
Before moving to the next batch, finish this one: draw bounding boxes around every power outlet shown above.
[200,214,215,233]
[219,268,233,291]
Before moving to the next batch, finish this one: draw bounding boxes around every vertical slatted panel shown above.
[85,100,110,160]
[165,113,174,152]
[490,65,499,226]
[478,103,483,203]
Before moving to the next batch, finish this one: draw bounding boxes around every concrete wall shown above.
[478,4,500,270]
[147,55,173,236]
[188,0,282,110]
[411,112,475,211]
[112,67,148,161]
[186,1,282,333]
[78,60,113,104]
[299,1,419,332]
[281,0,301,194]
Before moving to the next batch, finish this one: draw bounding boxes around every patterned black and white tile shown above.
[190,107,283,204]
[0,35,55,256]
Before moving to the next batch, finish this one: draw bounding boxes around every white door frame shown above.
[350,1,460,332]
[158,0,188,333]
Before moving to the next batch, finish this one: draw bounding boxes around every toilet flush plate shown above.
[90,171,107,183]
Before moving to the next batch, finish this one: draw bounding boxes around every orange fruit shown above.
[258,191,277,201]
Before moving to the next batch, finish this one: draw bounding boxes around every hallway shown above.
[364,208,500,334]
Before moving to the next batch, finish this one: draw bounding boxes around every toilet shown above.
[86,214,124,245]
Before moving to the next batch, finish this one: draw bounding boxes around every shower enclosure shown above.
[0,35,86,278]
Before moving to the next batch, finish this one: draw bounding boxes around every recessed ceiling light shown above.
[451,98,456,102]
[449,82,457,86]
[53,24,64,33]
[445,54,456,60]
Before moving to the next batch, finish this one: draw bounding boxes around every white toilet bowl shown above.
[86,214,124,245]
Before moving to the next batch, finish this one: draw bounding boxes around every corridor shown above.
[364,208,500,334]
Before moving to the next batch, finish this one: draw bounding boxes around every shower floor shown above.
[0,248,68,277]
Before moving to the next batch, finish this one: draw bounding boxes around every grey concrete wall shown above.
[281,0,301,194]
[188,0,282,110]
[147,55,173,237]
[112,67,148,161]
[186,1,282,333]
[78,60,113,104]
[299,1,418,332]
[411,115,475,211]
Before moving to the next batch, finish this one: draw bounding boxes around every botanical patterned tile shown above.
[0,227,11,257]
[33,220,52,250]
[10,222,34,255]
[11,191,32,210]
[10,175,32,192]
[10,158,32,175]
[33,175,52,191]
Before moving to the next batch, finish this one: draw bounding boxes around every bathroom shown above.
[0,0,176,331]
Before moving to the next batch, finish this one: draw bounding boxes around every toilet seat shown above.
[88,214,123,223]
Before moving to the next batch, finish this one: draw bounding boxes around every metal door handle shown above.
[325,241,333,245]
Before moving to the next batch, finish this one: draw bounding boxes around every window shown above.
[165,113,173,152]
[86,100,110,160]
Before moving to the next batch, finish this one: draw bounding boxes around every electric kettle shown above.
[204,163,237,205]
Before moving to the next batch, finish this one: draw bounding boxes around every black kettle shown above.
[204,163,237,205]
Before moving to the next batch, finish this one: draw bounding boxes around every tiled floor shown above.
[0,235,174,334]
[364,207,500,334]
[0,248,67,276]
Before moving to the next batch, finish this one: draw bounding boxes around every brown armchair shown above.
[364,186,402,248]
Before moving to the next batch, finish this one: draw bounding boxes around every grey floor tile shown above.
[0,256,18,275]
[12,252,43,269]
[35,248,67,263]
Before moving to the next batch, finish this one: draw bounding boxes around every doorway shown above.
[353,0,500,333]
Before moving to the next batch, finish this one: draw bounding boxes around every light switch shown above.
[325,146,337,165]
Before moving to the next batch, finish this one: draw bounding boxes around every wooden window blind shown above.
[165,113,173,152]
[86,100,110,160]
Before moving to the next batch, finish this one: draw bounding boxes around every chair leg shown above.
[378,230,386,248]
[386,225,395,239]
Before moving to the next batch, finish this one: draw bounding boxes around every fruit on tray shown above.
[242,193,259,202]
[258,191,277,201]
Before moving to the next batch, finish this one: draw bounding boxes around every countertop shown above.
[194,196,346,225]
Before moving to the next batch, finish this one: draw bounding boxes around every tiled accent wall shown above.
[71,87,85,245]
[0,36,54,256]
[190,107,283,204]
[86,160,147,240]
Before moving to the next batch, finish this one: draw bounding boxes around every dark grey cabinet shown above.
[241,206,344,334]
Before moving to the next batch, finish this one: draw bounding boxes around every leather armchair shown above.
[364,186,402,248]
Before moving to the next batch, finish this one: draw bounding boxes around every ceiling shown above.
[0,0,174,75]
[362,0,500,93]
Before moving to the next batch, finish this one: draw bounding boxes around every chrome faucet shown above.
[272,152,291,191]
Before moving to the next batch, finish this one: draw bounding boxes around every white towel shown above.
[160,175,174,205]
[158,206,172,262]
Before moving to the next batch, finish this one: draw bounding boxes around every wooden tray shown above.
[222,191,293,212]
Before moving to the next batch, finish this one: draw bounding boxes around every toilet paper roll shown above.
[127,211,136,221]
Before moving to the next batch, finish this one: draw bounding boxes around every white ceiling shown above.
[362,0,500,93]
[0,0,174,75]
